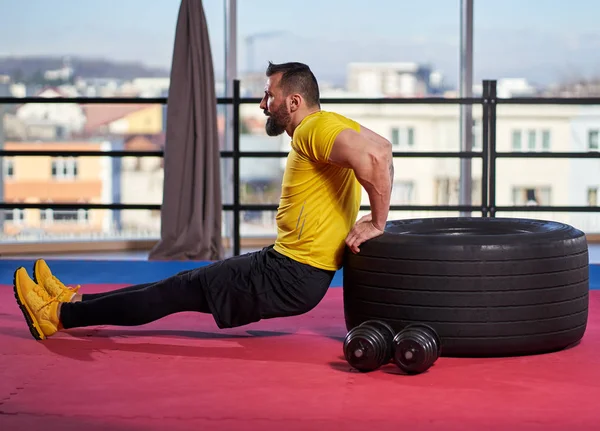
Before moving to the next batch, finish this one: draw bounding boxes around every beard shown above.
[265,103,291,136]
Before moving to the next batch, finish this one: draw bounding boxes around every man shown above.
[13,61,393,341]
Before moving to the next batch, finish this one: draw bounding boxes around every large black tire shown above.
[343,217,589,357]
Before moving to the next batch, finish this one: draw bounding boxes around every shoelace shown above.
[45,277,81,295]
[31,283,60,313]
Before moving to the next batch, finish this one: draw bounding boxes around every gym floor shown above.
[0,252,599,430]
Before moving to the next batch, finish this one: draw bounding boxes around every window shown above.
[589,130,599,150]
[51,157,78,179]
[4,158,15,178]
[512,129,551,152]
[391,128,400,146]
[390,127,415,148]
[527,130,536,151]
[512,130,522,151]
[40,209,89,223]
[4,209,25,223]
[541,130,551,151]
[512,186,552,206]
[407,128,414,147]
[588,187,598,206]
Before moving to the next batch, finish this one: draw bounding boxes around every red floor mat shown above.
[1,284,599,431]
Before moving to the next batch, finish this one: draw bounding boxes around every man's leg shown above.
[32,259,195,303]
[14,246,333,340]
[13,264,216,339]
[59,268,210,329]
[79,283,155,301]
[79,268,194,301]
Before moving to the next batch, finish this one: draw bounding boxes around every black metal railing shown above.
[1,78,599,255]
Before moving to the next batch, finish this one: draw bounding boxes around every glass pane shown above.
[1,102,167,145]
[495,157,600,234]
[219,211,274,258]
[0,0,226,97]
[496,104,595,153]
[240,210,277,241]
[237,0,459,97]
[1,152,233,206]
[322,103,480,153]
[388,157,484,207]
[495,104,600,235]
[221,157,233,205]
[240,157,284,205]
[495,158,600,208]
[474,1,598,97]
[0,209,160,243]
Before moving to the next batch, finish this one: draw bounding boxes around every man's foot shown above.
[33,259,80,302]
[13,267,61,340]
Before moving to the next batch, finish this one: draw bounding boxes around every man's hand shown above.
[345,213,384,254]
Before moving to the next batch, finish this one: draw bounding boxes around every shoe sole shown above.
[13,268,45,340]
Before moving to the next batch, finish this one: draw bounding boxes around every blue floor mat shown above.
[0,259,596,289]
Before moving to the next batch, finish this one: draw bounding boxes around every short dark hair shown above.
[266,61,320,107]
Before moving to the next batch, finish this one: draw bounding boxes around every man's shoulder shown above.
[297,111,359,133]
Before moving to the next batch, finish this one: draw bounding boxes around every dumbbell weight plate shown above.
[404,323,442,357]
[360,320,395,360]
[343,326,388,372]
[393,324,441,374]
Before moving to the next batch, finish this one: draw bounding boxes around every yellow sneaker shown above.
[33,259,80,302]
[13,267,61,340]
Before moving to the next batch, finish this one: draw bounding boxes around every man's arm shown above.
[328,126,393,231]
[359,125,395,196]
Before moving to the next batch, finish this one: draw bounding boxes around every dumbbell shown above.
[393,323,442,375]
[343,320,395,372]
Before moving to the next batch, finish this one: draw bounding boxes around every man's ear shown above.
[289,94,302,112]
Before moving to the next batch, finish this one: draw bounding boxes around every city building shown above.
[1,140,113,239]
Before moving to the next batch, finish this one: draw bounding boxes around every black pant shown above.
[59,246,335,330]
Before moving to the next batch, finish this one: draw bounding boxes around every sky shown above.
[1,0,600,88]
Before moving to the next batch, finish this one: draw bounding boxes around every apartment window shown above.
[4,158,15,178]
[588,187,598,206]
[541,130,551,151]
[589,130,599,150]
[4,209,25,223]
[390,127,415,147]
[407,128,414,147]
[51,157,78,179]
[527,130,536,151]
[391,128,400,146]
[512,186,552,206]
[512,130,522,151]
[40,209,89,223]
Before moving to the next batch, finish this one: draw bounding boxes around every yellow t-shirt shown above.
[273,110,362,271]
